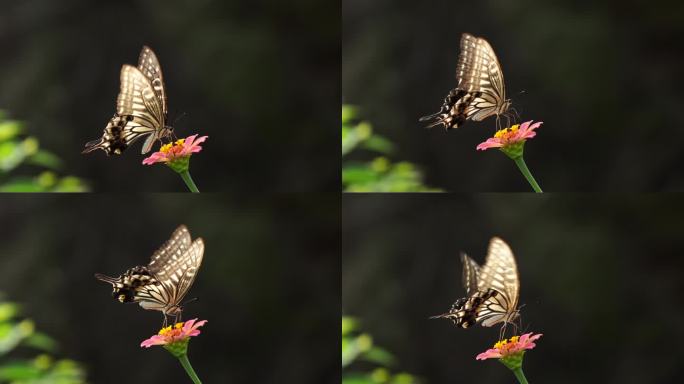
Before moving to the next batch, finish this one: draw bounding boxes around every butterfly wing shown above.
[476,237,519,327]
[430,289,498,328]
[146,226,204,311]
[460,252,480,295]
[83,62,167,155]
[420,33,509,130]
[147,225,193,275]
[137,46,168,117]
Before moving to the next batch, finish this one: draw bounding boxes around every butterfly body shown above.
[420,33,512,130]
[95,225,204,325]
[432,237,520,335]
[84,46,173,155]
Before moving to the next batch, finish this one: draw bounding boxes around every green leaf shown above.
[342,105,358,124]
[362,346,395,366]
[0,178,45,192]
[24,332,57,352]
[28,150,63,169]
[0,361,43,380]
[341,316,358,336]
[342,373,377,384]
[0,303,19,322]
[0,319,35,354]
[362,135,394,154]
[0,120,23,142]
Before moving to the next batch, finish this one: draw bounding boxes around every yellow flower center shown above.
[493,335,520,349]
[493,124,520,140]
[160,139,185,154]
[158,321,184,335]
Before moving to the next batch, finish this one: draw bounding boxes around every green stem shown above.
[179,170,200,193]
[178,355,202,384]
[513,157,542,193]
[512,367,529,384]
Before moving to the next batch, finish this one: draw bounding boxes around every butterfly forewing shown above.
[147,225,193,275]
[420,33,511,130]
[137,46,167,116]
[477,237,519,313]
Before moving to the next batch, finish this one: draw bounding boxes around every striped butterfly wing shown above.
[95,225,204,321]
[432,237,520,329]
[138,46,168,117]
[474,237,520,327]
[83,47,170,155]
[460,252,480,295]
[143,228,204,314]
[420,33,510,130]
[430,288,498,328]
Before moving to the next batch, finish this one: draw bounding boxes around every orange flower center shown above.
[160,139,186,154]
[493,125,520,141]
[158,321,184,336]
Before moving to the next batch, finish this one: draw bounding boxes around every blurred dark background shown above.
[0,195,339,383]
[343,0,684,191]
[343,194,684,382]
[0,0,339,192]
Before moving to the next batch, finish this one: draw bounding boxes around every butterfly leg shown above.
[162,313,169,328]
[499,323,507,341]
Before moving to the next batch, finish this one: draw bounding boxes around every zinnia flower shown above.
[476,333,542,371]
[476,121,542,159]
[142,134,208,173]
[141,318,207,357]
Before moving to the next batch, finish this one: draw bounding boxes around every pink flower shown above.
[476,333,542,366]
[476,121,542,156]
[141,318,207,349]
[142,134,208,170]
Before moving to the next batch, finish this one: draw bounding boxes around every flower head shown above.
[141,318,207,357]
[476,333,542,370]
[142,134,208,173]
[476,121,542,159]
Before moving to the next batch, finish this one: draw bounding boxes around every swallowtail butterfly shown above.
[83,46,173,155]
[420,33,512,130]
[431,237,520,338]
[95,225,204,325]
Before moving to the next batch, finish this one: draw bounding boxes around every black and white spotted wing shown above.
[420,33,511,130]
[431,237,520,330]
[95,225,204,324]
[83,46,172,155]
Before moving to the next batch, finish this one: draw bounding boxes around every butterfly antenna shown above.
[94,273,119,284]
[172,111,187,126]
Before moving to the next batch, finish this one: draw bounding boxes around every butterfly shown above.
[431,237,520,339]
[83,46,173,155]
[420,33,513,131]
[95,225,204,326]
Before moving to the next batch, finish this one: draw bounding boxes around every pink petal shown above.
[141,335,167,348]
[476,139,504,151]
[476,349,502,360]
[182,318,208,335]
[142,152,168,165]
